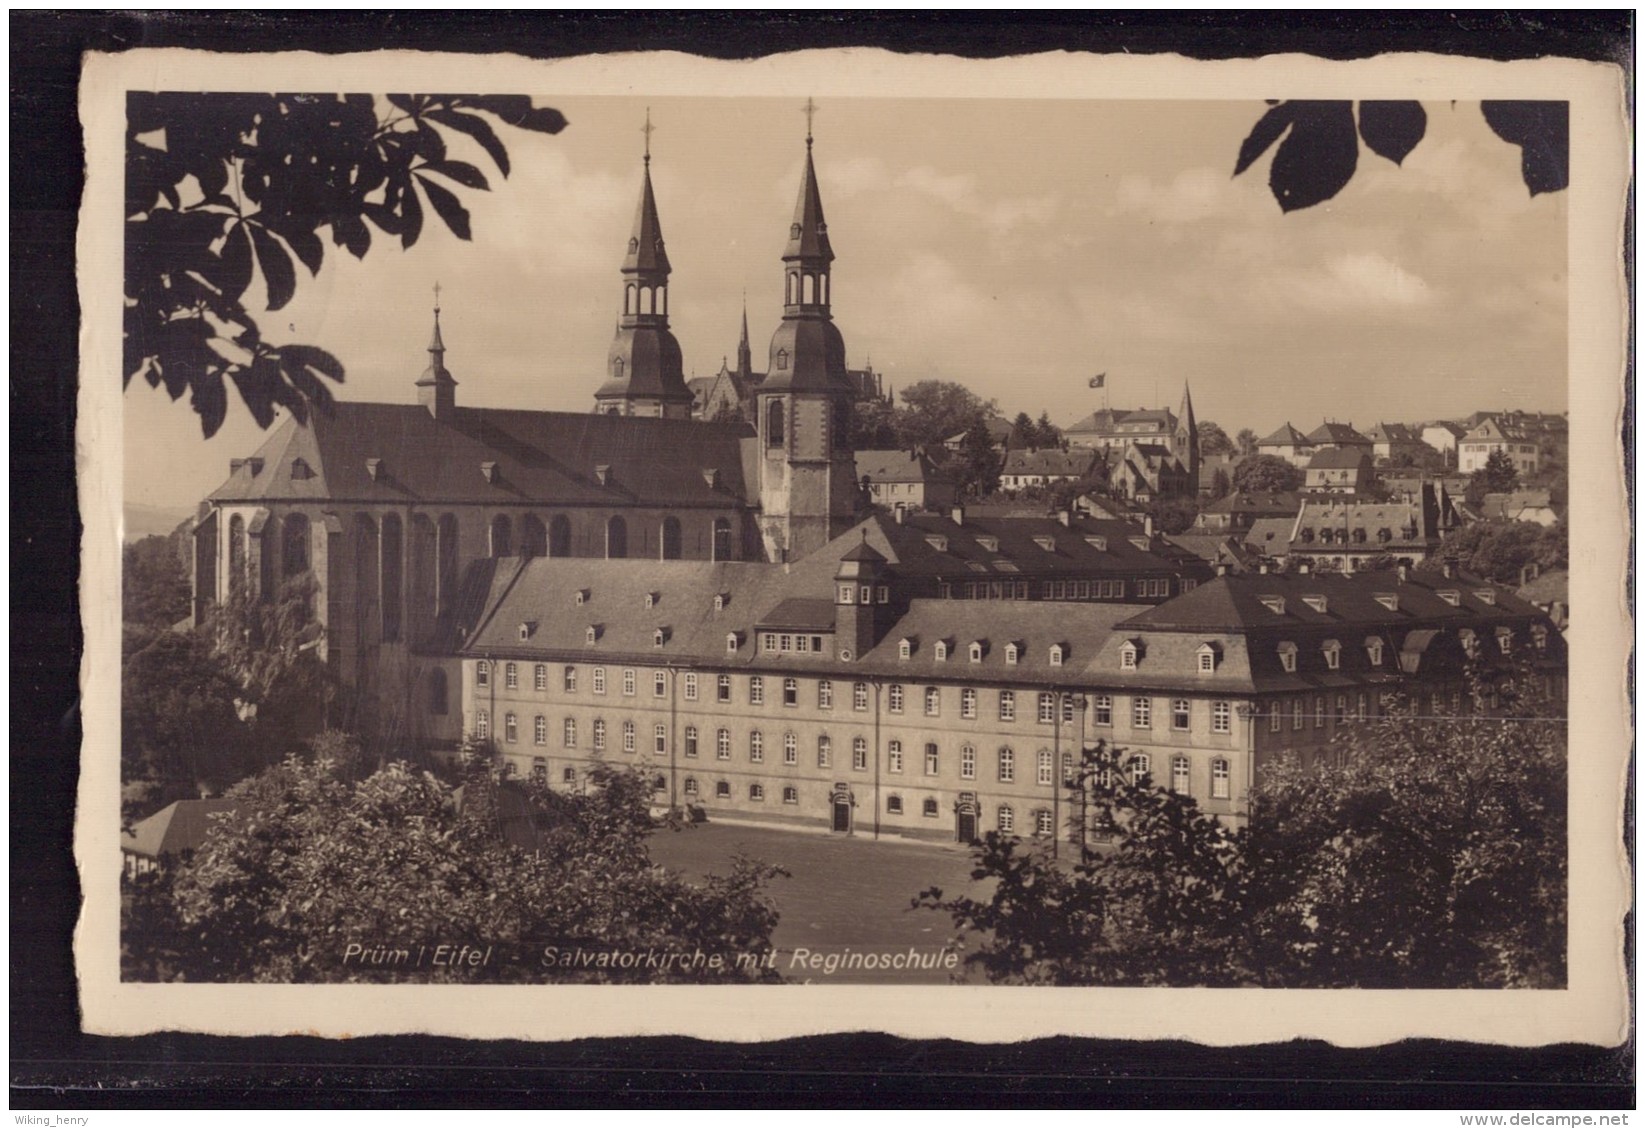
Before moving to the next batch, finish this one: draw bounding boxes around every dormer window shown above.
[1278,642,1298,673]
[654,628,669,648]
[1374,593,1399,611]
[1322,640,1341,670]
[934,640,949,662]
[1129,537,1150,551]
[1438,590,1461,607]
[726,631,742,653]
[366,458,383,482]
[1531,624,1549,651]
[776,348,789,371]
[574,589,589,606]
[1196,643,1217,674]
[1303,595,1328,614]
[1475,589,1497,606]
[1049,644,1066,667]
[585,625,599,645]
[969,642,984,664]
[714,593,726,611]
[1084,536,1107,551]
[1119,640,1139,671]
[1005,643,1020,666]
[925,535,949,553]
[977,536,999,553]
[481,461,499,484]
[1366,637,1384,667]
[898,638,912,661]
[644,591,659,609]
[290,457,313,481]
[1033,535,1056,552]
[1260,595,1287,615]
[1496,627,1513,654]
[518,621,537,642]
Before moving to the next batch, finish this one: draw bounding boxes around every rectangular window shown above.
[783,678,798,707]
[1172,698,1191,731]
[887,741,903,774]
[852,738,868,771]
[654,671,667,699]
[925,687,941,717]
[924,743,939,775]
[783,732,798,765]
[655,724,667,755]
[1038,693,1056,724]
[1358,692,1368,722]
[535,664,548,692]
[961,745,977,780]
[593,719,606,751]
[622,721,636,754]
[1211,758,1231,800]
[998,748,1015,783]
[684,673,698,702]
[817,735,832,768]
[888,684,905,713]
[563,666,577,693]
[592,667,606,695]
[998,691,1016,722]
[1314,695,1326,728]
[1171,755,1191,795]
[1335,694,1347,724]
[853,682,869,711]
[717,675,731,703]
[561,718,575,747]
[684,726,699,758]
[1037,750,1053,786]
[716,729,731,760]
[1269,703,1282,733]
[563,767,576,785]
[1292,698,1304,731]
[818,680,834,709]
[1132,697,1151,729]
[505,663,518,690]
[476,662,489,689]
[961,689,978,720]
[1212,701,1231,734]
[749,676,765,706]
[622,669,636,697]
[504,713,518,743]
[1092,695,1113,726]
[749,731,764,762]
[534,715,548,746]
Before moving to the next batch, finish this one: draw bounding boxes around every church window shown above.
[613,357,626,381]
[776,349,789,371]
[521,515,547,558]
[606,516,628,559]
[712,518,732,562]
[427,669,448,715]
[660,516,682,560]
[282,513,310,576]
[548,515,571,558]
[767,400,786,448]
[489,514,512,558]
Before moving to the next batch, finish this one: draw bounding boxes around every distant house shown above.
[1480,489,1561,527]
[1110,442,1193,503]
[1166,531,1258,573]
[1304,420,1374,453]
[1064,406,1176,450]
[1381,472,1471,504]
[1459,417,1541,475]
[1303,448,1374,495]
[121,799,240,878]
[1197,455,1242,497]
[1195,491,1301,533]
[1255,422,1312,467]
[1364,421,1430,464]
[1516,566,1569,631]
[1420,421,1468,461]
[999,447,1102,492]
[1243,516,1296,558]
[855,448,957,511]
[1283,484,1459,570]
[943,415,1014,454]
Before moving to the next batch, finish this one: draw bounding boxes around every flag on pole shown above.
[1088,372,1106,389]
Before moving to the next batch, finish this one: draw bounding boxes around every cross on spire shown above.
[802,97,817,147]
[641,107,655,163]
[433,279,442,313]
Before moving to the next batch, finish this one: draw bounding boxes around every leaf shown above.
[1267,101,1358,213]
[1357,100,1427,166]
[1234,102,1295,176]
[278,343,346,385]
[331,213,371,259]
[248,222,297,311]
[192,368,229,437]
[215,221,254,299]
[420,159,489,191]
[465,95,568,136]
[426,109,510,177]
[1481,101,1569,196]
[276,221,326,276]
[399,179,424,249]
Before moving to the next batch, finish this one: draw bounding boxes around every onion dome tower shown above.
[756,100,860,562]
[594,112,694,419]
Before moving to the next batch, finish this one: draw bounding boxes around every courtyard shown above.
[645,819,998,984]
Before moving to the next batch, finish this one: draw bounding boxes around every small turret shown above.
[833,532,887,662]
[415,285,457,419]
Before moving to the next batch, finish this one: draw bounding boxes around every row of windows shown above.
[1266,692,1371,732]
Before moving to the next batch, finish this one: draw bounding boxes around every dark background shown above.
[12,10,1633,1108]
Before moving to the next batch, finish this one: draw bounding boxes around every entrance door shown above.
[957,810,977,843]
[831,798,851,833]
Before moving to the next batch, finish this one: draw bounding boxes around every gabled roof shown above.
[1365,421,1418,444]
[855,448,950,484]
[1305,421,1373,445]
[209,403,757,510]
[1292,498,1436,548]
[1202,491,1300,516]
[1001,447,1101,478]
[121,799,240,859]
[1064,408,1176,435]
[1244,516,1296,550]
[1306,448,1373,470]
[1257,422,1309,447]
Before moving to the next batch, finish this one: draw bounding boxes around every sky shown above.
[124,96,1567,512]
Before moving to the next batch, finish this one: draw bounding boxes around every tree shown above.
[121,631,248,821]
[1235,428,1259,458]
[847,396,902,450]
[1008,411,1037,450]
[1231,454,1303,494]
[1197,421,1235,458]
[123,532,191,629]
[896,380,994,449]
[920,659,1565,989]
[952,417,1002,500]
[1432,520,1565,584]
[1208,467,1233,500]
[1465,448,1521,509]
[1235,100,1568,213]
[130,750,787,984]
[1144,496,1200,536]
[1033,411,1064,450]
[126,93,567,438]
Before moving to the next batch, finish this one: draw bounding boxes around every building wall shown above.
[1459,440,1539,475]
[460,656,1262,840]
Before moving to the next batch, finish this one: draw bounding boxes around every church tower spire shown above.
[756,100,860,563]
[416,282,457,419]
[594,110,693,419]
[1174,379,1200,488]
[736,295,753,379]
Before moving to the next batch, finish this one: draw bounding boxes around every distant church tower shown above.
[756,103,860,563]
[594,114,694,419]
[416,285,457,419]
[1174,380,1200,486]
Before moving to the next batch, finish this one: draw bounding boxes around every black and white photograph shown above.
[74,45,1629,1043]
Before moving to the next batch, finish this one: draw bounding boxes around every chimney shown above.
[1298,560,1310,575]
[951,505,965,527]
[1058,510,1071,527]
[1441,562,1454,580]
[1216,563,1228,577]
[230,458,245,474]
[246,458,264,476]
[1397,563,1409,583]
[893,503,907,524]
[1144,515,1155,538]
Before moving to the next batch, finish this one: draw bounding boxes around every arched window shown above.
[660,516,682,560]
[228,514,247,594]
[282,513,310,576]
[549,514,571,558]
[427,668,448,715]
[767,399,786,448]
[380,513,403,643]
[606,515,628,559]
[490,513,513,558]
[436,514,459,615]
[613,356,626,381]
[712,518,732,562]
[520,515,547,558]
